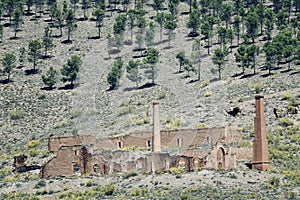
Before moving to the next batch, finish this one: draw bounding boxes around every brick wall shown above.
[41,146,82,178]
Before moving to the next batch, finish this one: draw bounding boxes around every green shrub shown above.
[70,109,82,119]
[27,140,41,149]
[265,176,280,189]
[250,82,264,94]
[169,167,183,175]
[196,123,207,129]
[34,179,46,189]
[281,93,292,100]
[286,125,299,135]
[103,184,115,196]
[10,108,24,120]
[117,106,133,116]
[279,117,294,127]
[201,80,209,87]
[237,140,252,147]
[287,105,298,114]
[130,187,149,197]
[122,170,138,179]
[86,180,94,188]
[166,118,183,129]
[29,148,38,157]
[204,91,212,97]
[158,90,167,99]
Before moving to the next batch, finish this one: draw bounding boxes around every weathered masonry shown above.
[40,96,269,178]
[252,95,270,171]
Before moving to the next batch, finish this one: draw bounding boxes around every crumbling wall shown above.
[224,125,242,145]
[48,136,83,152]
[231,147,253,161]
[41,146,82,178]
[205,145,237,170]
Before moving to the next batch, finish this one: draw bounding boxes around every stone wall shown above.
[48,136,83,152]
[41,146,82,178]
[42,125,247,178]
[48,126,239,153]
[231,147,253,161]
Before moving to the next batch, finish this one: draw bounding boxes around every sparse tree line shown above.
[0,0,300,90]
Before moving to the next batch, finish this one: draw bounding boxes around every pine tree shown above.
[126,60,141,88]
[61,55,82,86]
[164,14,177,48]
[192,38,202,81]
[176,51,185,73]
[187,9,200,36]
[43,26,54,57]
[28,39,42,72]
[12,9,22,38]
[212,48,227,79]
[245,6,259,43]
[145,22,155,47]
[65,9,76,42]
[42,67,57,89]
[127,10,136,43]
[93,8,105,38]
[2,53,16,82]
[143,48,159,85]
[155,12,165,42]
[107,58,123,89]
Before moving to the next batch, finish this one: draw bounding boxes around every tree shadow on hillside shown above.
[290,71,300,75]
[9,36,19,40]
[77,17,88,21]
[138,82,156,89]
[210,78,221,82]
[44,18,53,22]
[124,40,133,45]
[61,40,73,44]
[24,12,35,16]
[181,11,190,15]
[0,79,11,84]
[261,73,272,78]
[88,36,100,40]
[187,79,199,84]
[89,18,97,22]
[25,69,39,75]
[162,46,173,50]
[280,69,292,73]
[52,34,62,38]
[42,55,54,60]
[58,83,79,90]
[173,71,184,74]
[3,23,11,27]
[109,49,121,55]
[240,73,255,79]
[231,72,244,78]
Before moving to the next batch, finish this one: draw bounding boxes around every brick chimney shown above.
[252,95,270,171]
[152,101,161,152]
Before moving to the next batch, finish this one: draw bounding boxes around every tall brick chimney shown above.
[152,101,161,152]
[252,95,270,171]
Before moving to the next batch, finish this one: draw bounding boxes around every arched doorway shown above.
[93,164,100,174]
[217,147,225,169]
[73,163,81,176]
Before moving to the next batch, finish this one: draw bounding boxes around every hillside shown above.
[0,0,299,198]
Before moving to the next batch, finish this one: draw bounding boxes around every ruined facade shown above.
[41,96,269,178]
[41,126,248,178]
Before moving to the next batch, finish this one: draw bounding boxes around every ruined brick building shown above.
[40,96,269,178]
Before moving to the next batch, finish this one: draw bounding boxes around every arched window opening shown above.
[73,163,81,176]
[93,164,100,174]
